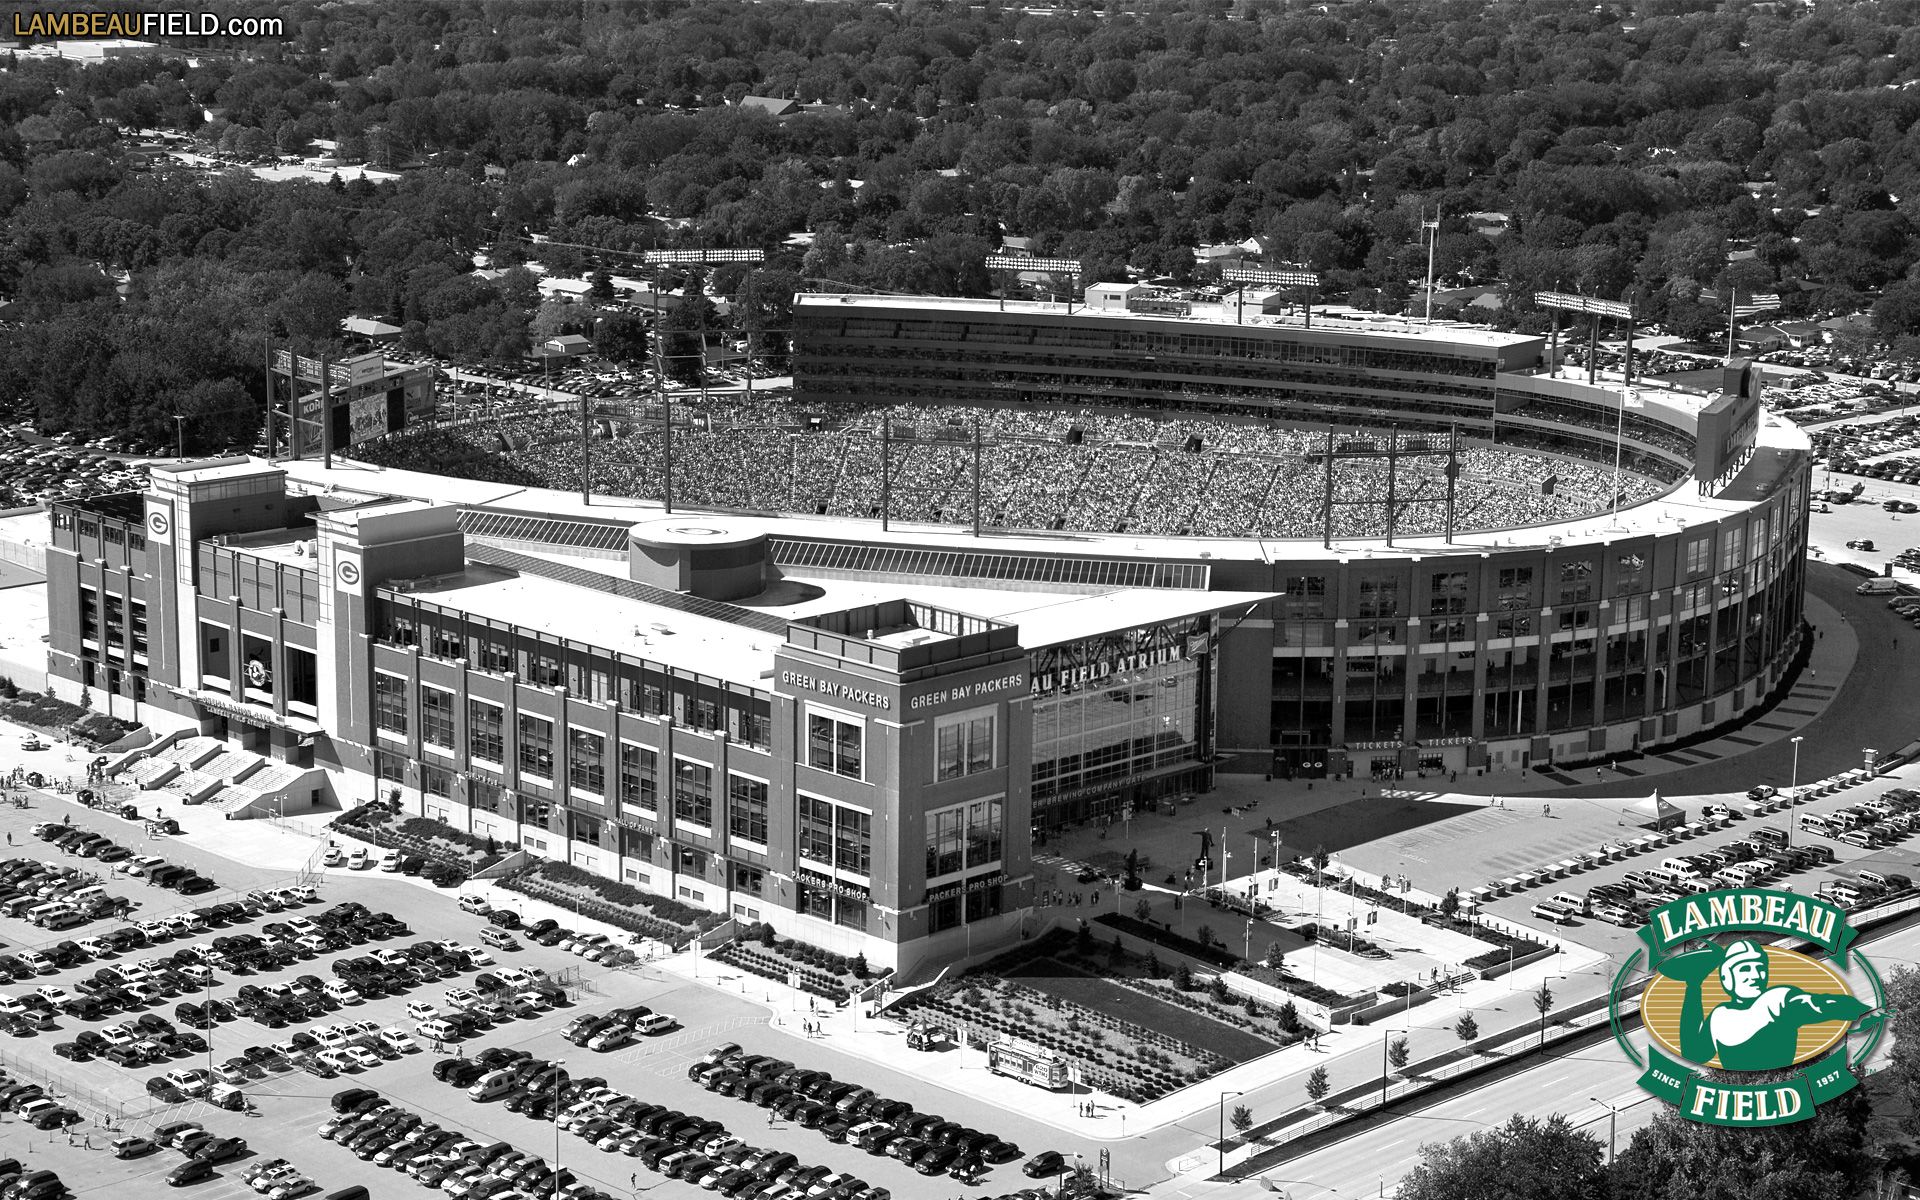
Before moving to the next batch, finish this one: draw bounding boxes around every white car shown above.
[317,1049,359,1073]
[324,983,363,1006]
[378,1027,419,1054]
[344,1046,383,1071]
[75,937,116,958]
[322,847,344,867]
[455,945,494,967]
[348,849,370,870]
[122,855,166,877]
[378,851,402,873]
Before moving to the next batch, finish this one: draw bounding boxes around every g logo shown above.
[337,560,361,587]
[147,512,169,537]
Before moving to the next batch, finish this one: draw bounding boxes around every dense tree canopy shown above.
[2,0,1919,443]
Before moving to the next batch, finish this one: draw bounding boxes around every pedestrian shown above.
[768,1111,775,1128]
[631,1174,637,1189]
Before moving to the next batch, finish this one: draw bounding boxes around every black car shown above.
[1024,1150,1067,1178]
[166,1158,215,1187]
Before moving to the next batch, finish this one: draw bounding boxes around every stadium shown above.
[43,286,1811,971]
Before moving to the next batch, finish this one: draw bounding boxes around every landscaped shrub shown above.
[508,860,721,931]
[1094,913,1240,968]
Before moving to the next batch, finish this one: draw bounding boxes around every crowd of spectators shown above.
[357,400,1668,539]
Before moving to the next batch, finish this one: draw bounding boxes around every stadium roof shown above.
[794,292,1539,351]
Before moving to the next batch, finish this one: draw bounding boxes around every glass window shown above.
[568,728,605,795]
[374,673,408,737]
[1357,578,1399,618]
[935,710,996,781]
[1428,571,1468,615]
[797,794,834,865]
[728,774,768,843]
[672,759,712,826]
[807,712,863,778]
[375,751,406,784]
[619,744,657,812]
[468,699,504,763]
[421,764,452,798]
[835,806,872,876]
[517,713,554,778]
[1496,566,1533,610]
[421,685,455,749]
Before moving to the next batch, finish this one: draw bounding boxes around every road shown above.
[1218,911,1920,1200]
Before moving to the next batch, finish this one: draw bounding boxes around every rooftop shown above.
[794,292,1539,351]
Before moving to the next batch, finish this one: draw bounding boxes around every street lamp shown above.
[172,414,187,459]
[1590,1095,1622,1165]
[1788,735,1804,847]
[1218,1089,1246,1175]
[549,1057,566,1198]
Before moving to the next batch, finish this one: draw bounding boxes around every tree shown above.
[1305,1066,1329,1107]
[592,311,649,366]
[1209,976,1230,1003]
[1107,935,1125,970]
[1388,1037,1410,1072]
[1134,898,1153,924]
[1454,1013,1479,1044]
[1124,848,1140,889]
[1277,1001,1301,1034]
[1533,982,1553,1046]
[1173,962,1193,991]
[1396,1115,1605,1200]
[1439,888,1460,920]
[1076,921,1093,957]
[1229,1105,1253,1137]
[1146,949,1163,979]
[1197,925,1216,949]
[1311,844,1330,873]
[1615,1090,1874,1200]
[1264,943,1285,972]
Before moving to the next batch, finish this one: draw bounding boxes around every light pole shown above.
[1218,1089,1246,1175]
[1590,1095,1622,1165]
[1380,1026,1398,1105]
[1788,735,1804,847]
[549,1057,566,1198]
[172,414,186,458]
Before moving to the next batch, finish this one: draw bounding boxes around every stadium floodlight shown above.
[1534,290,1632,321]
[642,248,765,264]
[984,253,1081,275]
[1222,266,1320,289]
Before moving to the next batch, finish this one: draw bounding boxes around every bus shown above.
[987,1042,1070,1091]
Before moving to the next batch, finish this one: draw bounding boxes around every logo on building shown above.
[1610,888,1886,1127]
[336,559,361,588]
[244,657,271,689]
[146,511,170,541]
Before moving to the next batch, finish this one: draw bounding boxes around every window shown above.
[1357,577,1399,618]
[1282,575,1327,617]
[374,673,408,738]
[467,632,511,674]
[422,764,452,798]
[469,699,504,764]
[807,711,863,778]
[924,799,1005,878]
[421,686,455,750]
[519,648,564,688]
[935,709,996,781]
[1496,566,1533,610]
[1721,528,1744,573]
[797,795,835,866]
[728,774,768,844]
[375,751,406,785]
[568,728,605,795]
[619,744,657,812]
[1686,537,1710,576]
[1428,571,1468,615]
[731,864,764,895]
[835,806,872,877]
[672,758,712,826]
[517,713,554,778]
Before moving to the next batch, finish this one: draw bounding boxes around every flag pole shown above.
[1726,287,1736,363]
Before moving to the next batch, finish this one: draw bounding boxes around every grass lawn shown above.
[1006,957,1276,1064]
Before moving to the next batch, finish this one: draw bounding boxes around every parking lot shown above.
[1474,772,1920,965]
[0,797,1078,1200]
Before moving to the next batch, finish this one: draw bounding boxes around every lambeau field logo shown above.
[1607,888,1888,1127]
